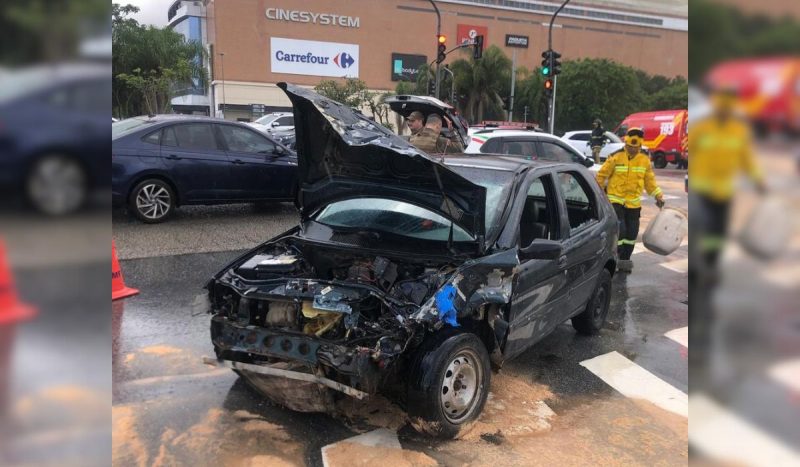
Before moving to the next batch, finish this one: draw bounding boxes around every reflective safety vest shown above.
[596,150,662,208]
[688,116,762,201]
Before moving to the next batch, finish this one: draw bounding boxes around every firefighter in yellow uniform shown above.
[596,128,664,273]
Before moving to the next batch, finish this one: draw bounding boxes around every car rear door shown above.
[504,172,571,359]
[160,122,233,202]
[553,169,606,319]
[217,123,296,200]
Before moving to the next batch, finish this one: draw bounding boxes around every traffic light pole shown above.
[547,0,571,133]
[427,0,442,99]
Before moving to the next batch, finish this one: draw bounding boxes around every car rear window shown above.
[113,118,157,140]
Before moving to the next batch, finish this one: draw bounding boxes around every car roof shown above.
[133,115,243,124]
[442,154,560,173]
[478,130,566,142]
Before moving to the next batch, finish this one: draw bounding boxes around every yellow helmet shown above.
[624,127,644,147]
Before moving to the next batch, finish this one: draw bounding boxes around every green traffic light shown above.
[542,66,550,76]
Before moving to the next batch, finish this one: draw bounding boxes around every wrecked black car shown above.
[207,83,618,438]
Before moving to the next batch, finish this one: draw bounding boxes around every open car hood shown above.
[278,83,486,243]
[385,95,468,148]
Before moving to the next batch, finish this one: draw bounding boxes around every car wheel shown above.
[572,269,612,335]
[26,154,87,215]
[653,153,667,169]
[407,332,491,439]
[129,179,175,223]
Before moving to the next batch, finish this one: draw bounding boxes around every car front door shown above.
[217,124,296,200]
[553,170,606,318]
[160,122,233,202]
[504,172,571,359]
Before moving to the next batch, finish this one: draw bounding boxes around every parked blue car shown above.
[0,63,111,215]
[112,115,298,223]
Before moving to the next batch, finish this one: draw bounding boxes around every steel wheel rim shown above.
[441,349,481,423]
[136,184,171,219]
[29,156,85,214]
[594,285,608,321]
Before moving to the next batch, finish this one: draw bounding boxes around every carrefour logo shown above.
[334,52,355,68]
[275,50,331,64]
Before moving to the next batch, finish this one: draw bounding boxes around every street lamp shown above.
[218,52,226,119]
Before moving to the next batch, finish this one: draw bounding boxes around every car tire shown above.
[26,154,88,216]
[572,269,612,335]
[129,179,175,223]
[406,332,491,439]
[653,152,667,169]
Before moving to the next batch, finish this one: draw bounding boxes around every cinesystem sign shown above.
[271,37,359,78]
[266,8,360,28]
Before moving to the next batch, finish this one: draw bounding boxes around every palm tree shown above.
[449,45,512,123]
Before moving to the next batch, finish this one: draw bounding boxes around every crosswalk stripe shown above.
[690,393,800,464]
[768,358,800,394]
[660,258,688,273]
[579,351,687,418]
[664,327,688,347]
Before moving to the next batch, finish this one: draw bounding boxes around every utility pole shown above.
[524,105,529,123]
[441,65,455,104]
[427,0,442,99]
[219,52,226,119]
[547,0,570,134]
[508,48,517,121]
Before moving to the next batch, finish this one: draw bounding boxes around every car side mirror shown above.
[519,239,562,261]
[583,158,595,168]
[271,121,280,127]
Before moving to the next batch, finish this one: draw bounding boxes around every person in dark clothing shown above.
[590,118,608,163]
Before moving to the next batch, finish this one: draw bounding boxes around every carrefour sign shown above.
[271,37,359,78]
[266,8,360,28]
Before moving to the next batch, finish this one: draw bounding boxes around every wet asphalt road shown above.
[107,169,690,466]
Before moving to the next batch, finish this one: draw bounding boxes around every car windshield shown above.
[314,198,475,243]
[112,118,155,140]
[447,165,514,238]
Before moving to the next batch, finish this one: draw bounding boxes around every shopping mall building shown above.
[166,0,688,121]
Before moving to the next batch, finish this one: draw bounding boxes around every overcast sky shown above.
[124,0,171,27]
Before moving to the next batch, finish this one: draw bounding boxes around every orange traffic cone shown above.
[0,238,36,416]
[112,241,138,301]
[0,238,36,326]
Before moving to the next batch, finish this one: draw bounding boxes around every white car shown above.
[561,130,629,162]
[248,112,294,134]
[465,130,600,172]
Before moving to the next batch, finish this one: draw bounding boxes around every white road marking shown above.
[768,358,800,394]
[322,429,401,467]
[664,327,688,348]
[690,393,800,465]
[579,351,687,417]
[660,258,688,273]
[762,264,800,289]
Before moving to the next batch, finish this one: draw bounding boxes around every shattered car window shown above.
[314,198,475,242]
[447,166,514,237]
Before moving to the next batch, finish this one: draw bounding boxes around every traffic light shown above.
[473,35,484,60]
[428,78,436,96]
[541,50,552,76]
[543,78,554,97]
[551,50,562,75]
[437,35,447,63]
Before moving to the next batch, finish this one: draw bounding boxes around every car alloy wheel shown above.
[27,154,87,215]
[440,349,481,423]
[130,179,175,223]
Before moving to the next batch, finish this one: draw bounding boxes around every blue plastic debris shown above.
[434,284,459,327]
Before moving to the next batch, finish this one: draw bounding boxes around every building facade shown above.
[170,0,687,121]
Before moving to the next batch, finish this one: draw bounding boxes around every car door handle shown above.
[232,159,246,165]
[165,154,182,160]
[558,255,568,268]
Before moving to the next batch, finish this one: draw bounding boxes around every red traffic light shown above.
[437,34,447,44]
[544,78,554,90]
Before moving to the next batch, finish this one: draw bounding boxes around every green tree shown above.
[314,78,395,130]
[112,3,207,118]
[449,45,512,123]
[550,58,645,134]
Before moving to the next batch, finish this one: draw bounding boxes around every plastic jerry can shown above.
[643,207,688,256]
[739,196,792,261]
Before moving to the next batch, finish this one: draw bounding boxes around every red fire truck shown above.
[615,109,688,169]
